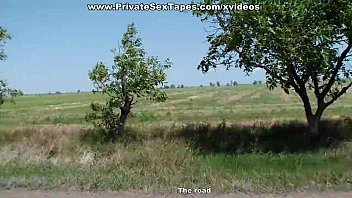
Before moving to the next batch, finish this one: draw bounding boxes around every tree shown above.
[258,80,263,85]
[216,81,221,87]
[163,85,170,89]
[0,26,21,107]
[233,81,238,86]
[209,82,215,87]
[195,1,352,134]
[226,83,230,86]
[253,80,258,85]
[0,80,23,106]
[170,84,176,89]
[181,84,184,88]
[86,23,171,140]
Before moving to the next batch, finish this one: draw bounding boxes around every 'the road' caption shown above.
[177,187,211,195]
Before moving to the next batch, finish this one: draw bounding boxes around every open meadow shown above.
[1,85,352,196]
[2,85,352,128]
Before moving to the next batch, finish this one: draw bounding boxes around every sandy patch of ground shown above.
[228,91,255,101]
[170,92,214,103]
[0,102,92,113]
[250,93,261,99]
[188,95,199,100]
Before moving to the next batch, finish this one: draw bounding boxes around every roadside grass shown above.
[1,118,352,193]
[0,85,352,193]
[2,151,352,193]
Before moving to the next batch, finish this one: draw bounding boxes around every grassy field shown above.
[1,85,352,194]
[1,85,352,128]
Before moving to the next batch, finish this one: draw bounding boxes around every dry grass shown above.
[0,120,352,192]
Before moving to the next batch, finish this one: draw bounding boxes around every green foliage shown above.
[85,101,119,134]
[0,80,23,106]
[0,26,22,108]
[0,26,12,61]
[253,80,258,85]
[195,0,352,133]
[85,23,171,138]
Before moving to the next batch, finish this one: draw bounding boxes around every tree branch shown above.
[121,81,128,98]
[311,72,321,99]
[131,100,138,106]
[325,81,352,107]
[256,65,286,84]
[95,81,115,98]
[321,41,352,97]
[288,63,304,89]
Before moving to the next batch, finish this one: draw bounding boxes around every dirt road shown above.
[1,189,352,198]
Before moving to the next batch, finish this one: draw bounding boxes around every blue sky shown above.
[0,0,265,94]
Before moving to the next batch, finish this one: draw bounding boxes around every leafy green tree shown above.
[253,80,258,85]
[170,84,176,89]
[0,80,23,106]
[195,0,352,134]
[181,84,184,88]
[233,81,238,86]
[0,26,22,107]
[86,23,171,140]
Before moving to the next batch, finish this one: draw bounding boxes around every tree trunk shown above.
[298,88,325,135]
[306,113,320,135]
[114,95,132,137]
[117,109,129,136]
[305,102,325,135]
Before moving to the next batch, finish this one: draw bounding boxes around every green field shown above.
[1,85,352,128]
[1,85,352,193]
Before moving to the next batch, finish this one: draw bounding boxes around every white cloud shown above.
[253,68,264,72]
